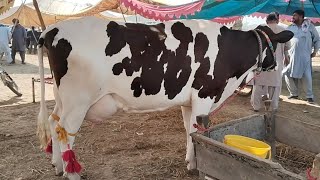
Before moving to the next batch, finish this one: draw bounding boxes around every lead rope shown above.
[251,29,263,74]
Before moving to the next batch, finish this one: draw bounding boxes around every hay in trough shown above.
[275,143,316,175]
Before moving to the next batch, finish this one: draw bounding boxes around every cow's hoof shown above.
[55,171,63,176]
[52,162,63,176]
[55,167,63,176]
[187,160,197,171]
[65,173,81,180]
[187,169,199,176]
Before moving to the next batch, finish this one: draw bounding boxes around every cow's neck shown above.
[193,29,265,102]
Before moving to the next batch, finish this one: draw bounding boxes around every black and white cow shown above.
[37,16,293,179]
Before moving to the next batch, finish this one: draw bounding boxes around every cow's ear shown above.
[220,26,229,35]
[273,30,294,43]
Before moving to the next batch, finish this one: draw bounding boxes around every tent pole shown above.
[33,0,46,30]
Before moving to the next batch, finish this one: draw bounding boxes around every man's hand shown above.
[311,52,317,58]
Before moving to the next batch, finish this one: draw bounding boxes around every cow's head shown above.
[255,25,293,71]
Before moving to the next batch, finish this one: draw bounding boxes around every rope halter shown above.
[251,28,276,73]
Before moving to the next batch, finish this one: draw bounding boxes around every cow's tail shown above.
[37,38,51,149]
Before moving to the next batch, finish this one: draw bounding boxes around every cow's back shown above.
[40,17,223,112]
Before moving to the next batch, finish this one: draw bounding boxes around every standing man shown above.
[251,12,291,111]
[11,18,27,64]
[27,26,40,54]
[284,10,320,104]
[0,24,13,64]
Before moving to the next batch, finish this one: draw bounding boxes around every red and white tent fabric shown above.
[212,16,242,24]
[119,0,205,21]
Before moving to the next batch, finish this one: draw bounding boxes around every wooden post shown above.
[265,110,276,160]
[32,77,35,103]
[33,0,46,31]
[33,0,51,74]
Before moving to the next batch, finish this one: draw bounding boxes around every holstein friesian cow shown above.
[37,16,293,179]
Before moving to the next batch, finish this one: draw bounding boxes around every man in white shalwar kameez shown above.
[251,13,291,111]
[0,24,12,64]
[283,10,320,104]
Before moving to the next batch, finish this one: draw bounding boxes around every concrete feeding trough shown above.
[191,113,320,180]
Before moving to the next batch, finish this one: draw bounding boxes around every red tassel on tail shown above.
[62,149,75,161]
[62,149,82,173]
[45,139,52,154]
[306,168,317,180]
[65,160,82,173]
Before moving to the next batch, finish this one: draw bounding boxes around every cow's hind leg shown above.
[58,94,118,180]
[49,85,64,176]
[55,102,90,180]
[185,96,213,170]
[49,105,64,176]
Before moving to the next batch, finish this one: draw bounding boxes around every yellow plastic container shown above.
[224,135,271,159]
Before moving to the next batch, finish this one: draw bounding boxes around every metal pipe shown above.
[32,77,35,103]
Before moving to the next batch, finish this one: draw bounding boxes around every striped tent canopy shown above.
[119,0,205,21]
[36,0,119,16]
[0,3,69,28]
[34,0,164,17]
[0,1,159,27]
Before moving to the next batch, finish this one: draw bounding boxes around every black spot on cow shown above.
[105,21,126,57]
[41,28,72,87]
[192,32,212,94]
[192,27,262,102]
[106,21,192,99]
[105,21,290,101]
[192,26,287,102]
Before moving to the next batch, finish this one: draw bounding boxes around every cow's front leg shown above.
[185,97,213,170]
[181,106,192,163]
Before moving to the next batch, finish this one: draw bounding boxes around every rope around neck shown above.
[251,29,263,73]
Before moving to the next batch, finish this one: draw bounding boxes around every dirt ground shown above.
[0,54,319,180]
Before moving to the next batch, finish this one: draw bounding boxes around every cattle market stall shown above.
[192,113,320,180]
